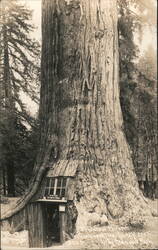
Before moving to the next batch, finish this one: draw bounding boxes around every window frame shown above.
[44,177,67,199]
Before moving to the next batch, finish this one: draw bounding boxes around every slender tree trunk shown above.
[3,169,7,196]
[2,21,16,198]
[7,162,15,197]
[1,0,150,224]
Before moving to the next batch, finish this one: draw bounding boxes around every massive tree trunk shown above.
[1,0,150,224]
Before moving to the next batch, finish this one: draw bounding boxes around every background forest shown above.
[0,0,157,199]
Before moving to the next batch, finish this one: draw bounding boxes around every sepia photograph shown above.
[0,0,157,249]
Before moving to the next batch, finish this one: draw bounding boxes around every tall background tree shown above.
[0,0,40,197]
[118,0,157,198]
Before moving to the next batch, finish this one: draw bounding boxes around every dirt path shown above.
[1,200,158,250]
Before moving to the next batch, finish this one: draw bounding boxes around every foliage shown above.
[118,0,157,197]
[118,0,140,77]
[0,0,40,196]
[0,0,40,125]
[0,113,40,194]
[137,45,157,84]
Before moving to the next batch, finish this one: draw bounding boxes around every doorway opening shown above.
[45,203,60,247]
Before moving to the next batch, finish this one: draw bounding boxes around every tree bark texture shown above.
[1,0,149,223]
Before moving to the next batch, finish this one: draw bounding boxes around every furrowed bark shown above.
[1,0,150,224]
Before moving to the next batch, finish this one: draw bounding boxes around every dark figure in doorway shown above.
[52,208,60,241]
[47,206,60,246]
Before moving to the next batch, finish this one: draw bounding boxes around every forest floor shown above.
[1,199,158,250]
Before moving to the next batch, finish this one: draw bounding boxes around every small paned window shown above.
[44,177,67,199]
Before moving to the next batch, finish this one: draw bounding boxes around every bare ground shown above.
[1,199,158,250]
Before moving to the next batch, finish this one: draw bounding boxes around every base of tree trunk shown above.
[74,184,151,230]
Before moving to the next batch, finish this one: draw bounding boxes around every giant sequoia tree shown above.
[2,0,150,225]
